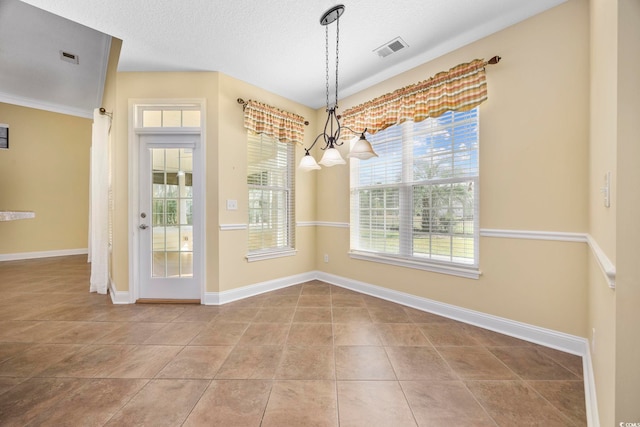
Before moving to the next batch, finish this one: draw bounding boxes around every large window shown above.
[247,132,295,260]
[350,109,479,278]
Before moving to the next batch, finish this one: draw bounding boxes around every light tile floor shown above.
[0,255,587,426]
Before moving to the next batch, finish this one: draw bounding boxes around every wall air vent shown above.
[373,37,409,58]
[59,50,79,64]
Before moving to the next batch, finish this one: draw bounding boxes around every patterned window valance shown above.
[243,100,305,144]
[342,59,488,135]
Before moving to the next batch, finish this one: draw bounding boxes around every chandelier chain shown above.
[298,5,377,169]
[324,14,341,110]
[325,25,329,110]
[335,14,339,108]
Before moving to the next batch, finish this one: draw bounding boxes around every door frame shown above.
[128,99,206,303]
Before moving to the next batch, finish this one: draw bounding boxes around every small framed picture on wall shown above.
[0,124,8,149]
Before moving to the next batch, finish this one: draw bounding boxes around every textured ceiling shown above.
[4,0,566,117]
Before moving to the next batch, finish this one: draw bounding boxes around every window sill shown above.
[349,251,481,279]
[246,249,297,263]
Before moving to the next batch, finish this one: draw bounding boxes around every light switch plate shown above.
[601,172,611,208]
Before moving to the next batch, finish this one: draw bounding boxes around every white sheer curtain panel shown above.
[88,108,110,294]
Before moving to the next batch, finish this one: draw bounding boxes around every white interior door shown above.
[138,135,201,300]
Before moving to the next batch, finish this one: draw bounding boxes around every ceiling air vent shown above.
[59,50,79,65]
[373,37,408,58]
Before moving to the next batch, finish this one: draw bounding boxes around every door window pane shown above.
[166,252,180,277]
[143,110,162,127]
[165,226,180,251]
[140,107,200,128]
[180,253,193,277]
[150,148,196,278]
[182,111,201,127]
[152,252,165,277]
[152,227,165,251]
[162,110,182,127]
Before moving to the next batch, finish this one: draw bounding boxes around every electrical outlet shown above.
[226,199,238,211]
[324,254,329,263]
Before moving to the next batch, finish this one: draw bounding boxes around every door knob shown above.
[139,224,149,230]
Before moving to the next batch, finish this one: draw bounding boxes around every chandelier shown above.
[298,4,378,171]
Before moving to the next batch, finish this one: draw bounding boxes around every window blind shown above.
[247,133,295,254]
[350,108,479,268]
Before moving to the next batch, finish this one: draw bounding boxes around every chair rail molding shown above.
[586,235,616,289]
[295,221,349,228]
[480,228,615,289]
[219,223,247,231]
[479,228,587,242]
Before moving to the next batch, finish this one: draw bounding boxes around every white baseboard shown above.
[54,253,603,424]
[4,249,598,425]
[315,271,597,427]
[583,348,600,427]
[203,271,317,305]
[0,248,88,262]
[108,279,131,305]
[201,267,589,355]
[316,271,588,355]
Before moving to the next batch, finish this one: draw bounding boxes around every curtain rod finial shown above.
[487,55,501,65]
[98,107,112,118]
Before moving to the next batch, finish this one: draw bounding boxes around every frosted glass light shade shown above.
[318,147,346,167]
[348,136,378,160]
[298,153,321,171]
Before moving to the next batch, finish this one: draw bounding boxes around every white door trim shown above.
[128,99,206,303]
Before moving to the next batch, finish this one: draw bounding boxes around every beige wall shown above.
[111,72,317,293]
[215,73,317,291]
[102,38,122,119]
[5,0,638,421]
[0,103,91,255]
[589,0,640,423]
[614,0,640,422]
[315,0,589,337]
[102,38,122,280]
[111,72,219,293]
[589,0,618,424]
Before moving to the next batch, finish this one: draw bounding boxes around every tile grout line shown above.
[257,286,300,426]
[101,377,153,427]
[211,296,273,426]
[419,326,501,427]
[367,303,421,427]
[0,262,588,425]
[523,379,584,426]
[482,344,584,423]
[465,341,530,425]
[330,286,341,426]
[179,378,214,426]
